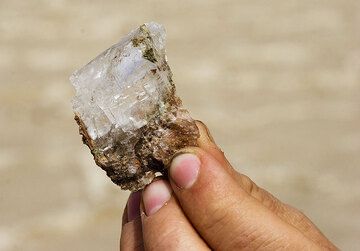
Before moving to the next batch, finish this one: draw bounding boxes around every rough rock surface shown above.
[70,22,199,191]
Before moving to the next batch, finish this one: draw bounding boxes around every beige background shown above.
[1,0,359,250]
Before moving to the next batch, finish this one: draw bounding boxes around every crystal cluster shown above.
[70,22,199,191]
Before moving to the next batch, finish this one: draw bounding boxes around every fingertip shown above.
[127,191,142,222]
[140,178,209,251]
[168,147,232,197]
[142,179,172,216]
[170,153,201,189]
[121,193,144,250]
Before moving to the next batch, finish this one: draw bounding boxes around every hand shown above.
[120,121,338,250]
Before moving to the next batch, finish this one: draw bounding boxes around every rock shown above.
[70,22,199,191]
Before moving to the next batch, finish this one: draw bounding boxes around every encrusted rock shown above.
[70,22,199,191]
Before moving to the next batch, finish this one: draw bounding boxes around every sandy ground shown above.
[0,0,359,250]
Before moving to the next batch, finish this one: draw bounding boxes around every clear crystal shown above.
[70,22,199,191]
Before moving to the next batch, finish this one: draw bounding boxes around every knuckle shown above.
[202,206,231,232]
[237,174,285,215]
[239,174,260,195]
[291,208,313,231]
[145,219,189,251]
[145,228,177,250]
[286,206,309,223]
[258,189,283,213]
[200,199,241,238]
[254,235,290,250]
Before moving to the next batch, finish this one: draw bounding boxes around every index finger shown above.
[141,179,209,251]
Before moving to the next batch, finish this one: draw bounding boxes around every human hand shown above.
[120,121,338,250]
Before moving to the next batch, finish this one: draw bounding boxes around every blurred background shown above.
[0,0,359,250]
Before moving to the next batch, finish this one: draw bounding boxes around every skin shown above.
[120,121,338,251]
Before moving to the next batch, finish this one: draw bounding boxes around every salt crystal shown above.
[70,22,199,190]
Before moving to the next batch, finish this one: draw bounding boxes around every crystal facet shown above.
[70,22,199,191]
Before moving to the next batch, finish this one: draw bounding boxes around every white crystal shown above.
[70,22,169,140]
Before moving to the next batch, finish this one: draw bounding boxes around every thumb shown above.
[168,148,321,250]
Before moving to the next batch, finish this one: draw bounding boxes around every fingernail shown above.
[170,153,200,189]
[143,180,172,216]
[127,191,141,221]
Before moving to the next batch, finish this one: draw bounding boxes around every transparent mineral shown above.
[70,22,199,191]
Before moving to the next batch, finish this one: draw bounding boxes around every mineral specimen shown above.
[70,22,199,191]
